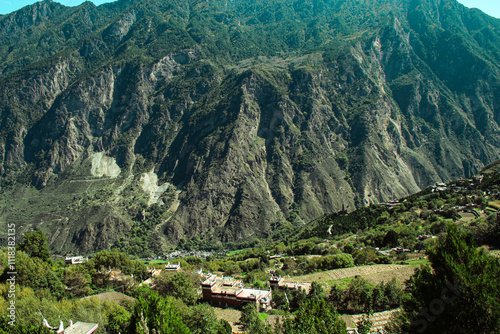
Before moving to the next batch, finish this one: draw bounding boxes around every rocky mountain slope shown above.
[0,0,499,255]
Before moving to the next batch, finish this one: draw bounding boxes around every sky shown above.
[0,0,499,18]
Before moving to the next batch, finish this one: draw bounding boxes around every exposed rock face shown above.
[0,0,499,253]
[91,153,121,178]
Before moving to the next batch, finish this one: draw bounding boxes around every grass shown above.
[259,313,269,321]
[226,248,251,256]
[334,277,354,286]
[406,257,429,266]
[147,259,167,264]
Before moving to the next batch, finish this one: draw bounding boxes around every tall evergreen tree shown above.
[395,224,500,333]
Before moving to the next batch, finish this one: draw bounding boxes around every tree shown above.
[289,287,307,310]
[239,303,264,333]
[396,224,500,333]
[321,253,354,270]
[353,247,377,265]
[63,270,92,297]
[127,292,191,334]
[18,231,50,261]
[328,284,345,310]
[344,277,373,313]
[384,278,403,308]
[154,272,198,305]
[307,281,326,301]
[279,299,347,334]
[182,304,220,334]
[343,244,355,254]
[371,284,389,312]
[272,288,289,310]
[104,302,131,334]
[0,318,52,334]
[1,251,64,298]
[383,230,399,247]
[87,249,148,282]
[217,319,232,334]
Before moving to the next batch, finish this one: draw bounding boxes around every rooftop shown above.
[64,322,99,334]
[237,288,271,300]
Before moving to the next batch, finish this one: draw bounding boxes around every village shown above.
[55,253,421,333]
[33,171,500,333]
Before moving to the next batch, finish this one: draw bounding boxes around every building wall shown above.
[209,293,241,308]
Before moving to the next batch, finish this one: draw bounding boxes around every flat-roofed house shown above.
[269,275,311,293]
[41,316,98,334]
[65,256,88,265]
[201,275,272,310]
[164,262,181,271]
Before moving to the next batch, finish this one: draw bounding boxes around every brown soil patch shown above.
[459,212,475,222]
[488,201,500,210]
[341,315,355,328]
[214,307,282,332]
[82,291,135,303]
[214,308,242,333]
[489,250,500,258]
[265,315,282,327]
[349,309,400,331]
[363,265,417,285]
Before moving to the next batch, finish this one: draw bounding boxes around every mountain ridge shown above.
[0,0,499,255]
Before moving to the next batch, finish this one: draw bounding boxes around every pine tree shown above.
[397,224,500,333]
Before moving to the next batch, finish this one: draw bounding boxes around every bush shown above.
[322,253,354,270]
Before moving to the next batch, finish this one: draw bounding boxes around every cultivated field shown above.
[214,307,282,332]
[349,309,400,332]
[291,264,420,287]
[214,308,243,333]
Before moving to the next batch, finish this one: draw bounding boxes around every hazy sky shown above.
[0,0,499,18]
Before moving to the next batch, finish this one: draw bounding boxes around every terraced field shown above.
[214,307,281,332]
[214,308,242,333]
[291,264,420,288]
[349,309,400,332]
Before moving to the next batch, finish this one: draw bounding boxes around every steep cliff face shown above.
[0,0,499,254]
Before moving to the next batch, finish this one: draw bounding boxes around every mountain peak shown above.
[0,0,499,255]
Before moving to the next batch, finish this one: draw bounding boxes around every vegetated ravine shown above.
[0,0,499,255]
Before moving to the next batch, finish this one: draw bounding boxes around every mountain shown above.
[0,0,499,255]
[294,157,500,243]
